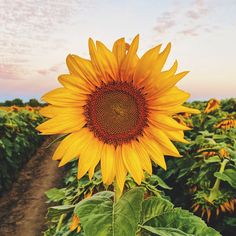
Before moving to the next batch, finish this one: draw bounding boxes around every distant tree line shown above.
[0,98,46,107]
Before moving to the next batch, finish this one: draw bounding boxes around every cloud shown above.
[37,63,64,76]
[153,9,177,34]
[186,0,208,20]
[0,0,92,79]
[179,26,200,36]
[153,18,176,34]
[153,0,213,38]
[0,64,25,80]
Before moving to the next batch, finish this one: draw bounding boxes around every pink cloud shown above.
[179,27,199,36]
[37,63,64,76]
[153,19,175,34]
[0,64,24,80]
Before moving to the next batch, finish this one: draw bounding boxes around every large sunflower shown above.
[37,35,199,191]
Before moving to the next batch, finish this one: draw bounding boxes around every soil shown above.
[0,138,64,236]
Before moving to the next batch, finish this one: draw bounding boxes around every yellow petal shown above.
[70,54,101,87]
[120,35,139,82]
[96,40,119,80]
[36,112,86,135]
[115,146,127,192]
[131,141,152,175]
[42,88,87,107]
[58,74,93,94]
[77,136,101,178]
[89,38,110,83]
[139,137,167,170]
[149,43,171,79]
[146,126,181,157]
[164,130,189,144]
[39,105,56,118]
[101,144,115,184]
[70,214,80,232]
[147,87,190,107]
[149,105,200,115]
[122,143,143,185]
[88,141,104,180]
[40,105,84,118]
[160,60,178,80]
[52,132,81,160]
[150,114,191,131]
[112,37,126,68]
[133,44,161,86]
[59,128,93,167]
[156,71,189,96]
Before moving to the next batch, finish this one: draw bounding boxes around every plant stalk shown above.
[208,159,228,203]
[114,180,122,203]
[56,213,65,232]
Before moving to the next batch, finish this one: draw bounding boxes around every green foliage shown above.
[45,187,219,236]
[75,189,143,236]
[27,98,41,107]
[0,98,45,107]
[157,100,236,235]
[43,99,235,235]
[11,98,24,107]
[0,109,44,193]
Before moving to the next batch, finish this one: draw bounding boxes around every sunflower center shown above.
[85,82,147,145]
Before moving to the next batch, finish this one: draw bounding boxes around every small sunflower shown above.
[70,214,81,233]
[37,35,199,191]
[10,105,20,112]
[204,99,220,113]
[216,119,236,130]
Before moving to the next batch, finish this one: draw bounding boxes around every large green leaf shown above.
[140,225,191,236]
[141,196,174,224]
[141,197,221,236]
[75,188,144,236]
[214,169,236,188]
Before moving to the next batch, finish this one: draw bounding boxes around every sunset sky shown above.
[0,0,236,101]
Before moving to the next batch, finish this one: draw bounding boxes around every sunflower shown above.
[192,198,236,222]
[216,119,236,130]
[25,105,34,112]
[204,98,220,113]
[10,105,20,112]
[37,35,199,192]
[70,214,81,233]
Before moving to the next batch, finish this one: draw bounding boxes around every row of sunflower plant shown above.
[39,36,223,236]
[156,98,236,235]
[0,106,45,193]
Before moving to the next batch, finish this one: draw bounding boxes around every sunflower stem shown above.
[114,180,122,203]
[208,159,228,203]
[56,213,65,232]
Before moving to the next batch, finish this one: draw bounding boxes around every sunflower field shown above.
[43,98,236,236]
[0,106,44,193]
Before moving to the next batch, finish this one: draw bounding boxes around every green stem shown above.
[114,180,122,203]
[56,214,65,232]
[208,159,228,203]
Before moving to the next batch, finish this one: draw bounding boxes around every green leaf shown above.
[148,175,172,190]
[143,207,221,236]
[204,156,221,163]
[214,169,236,188]
[140,196,221,236]
[75,188,144,236]
[45,188,66,202]
[47,205,75,219]
[140,225,192,236]
[141,196,174,224]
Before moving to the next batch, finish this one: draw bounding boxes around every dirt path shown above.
[0,138,64,236]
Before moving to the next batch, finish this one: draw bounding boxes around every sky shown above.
[0,0,236,101]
